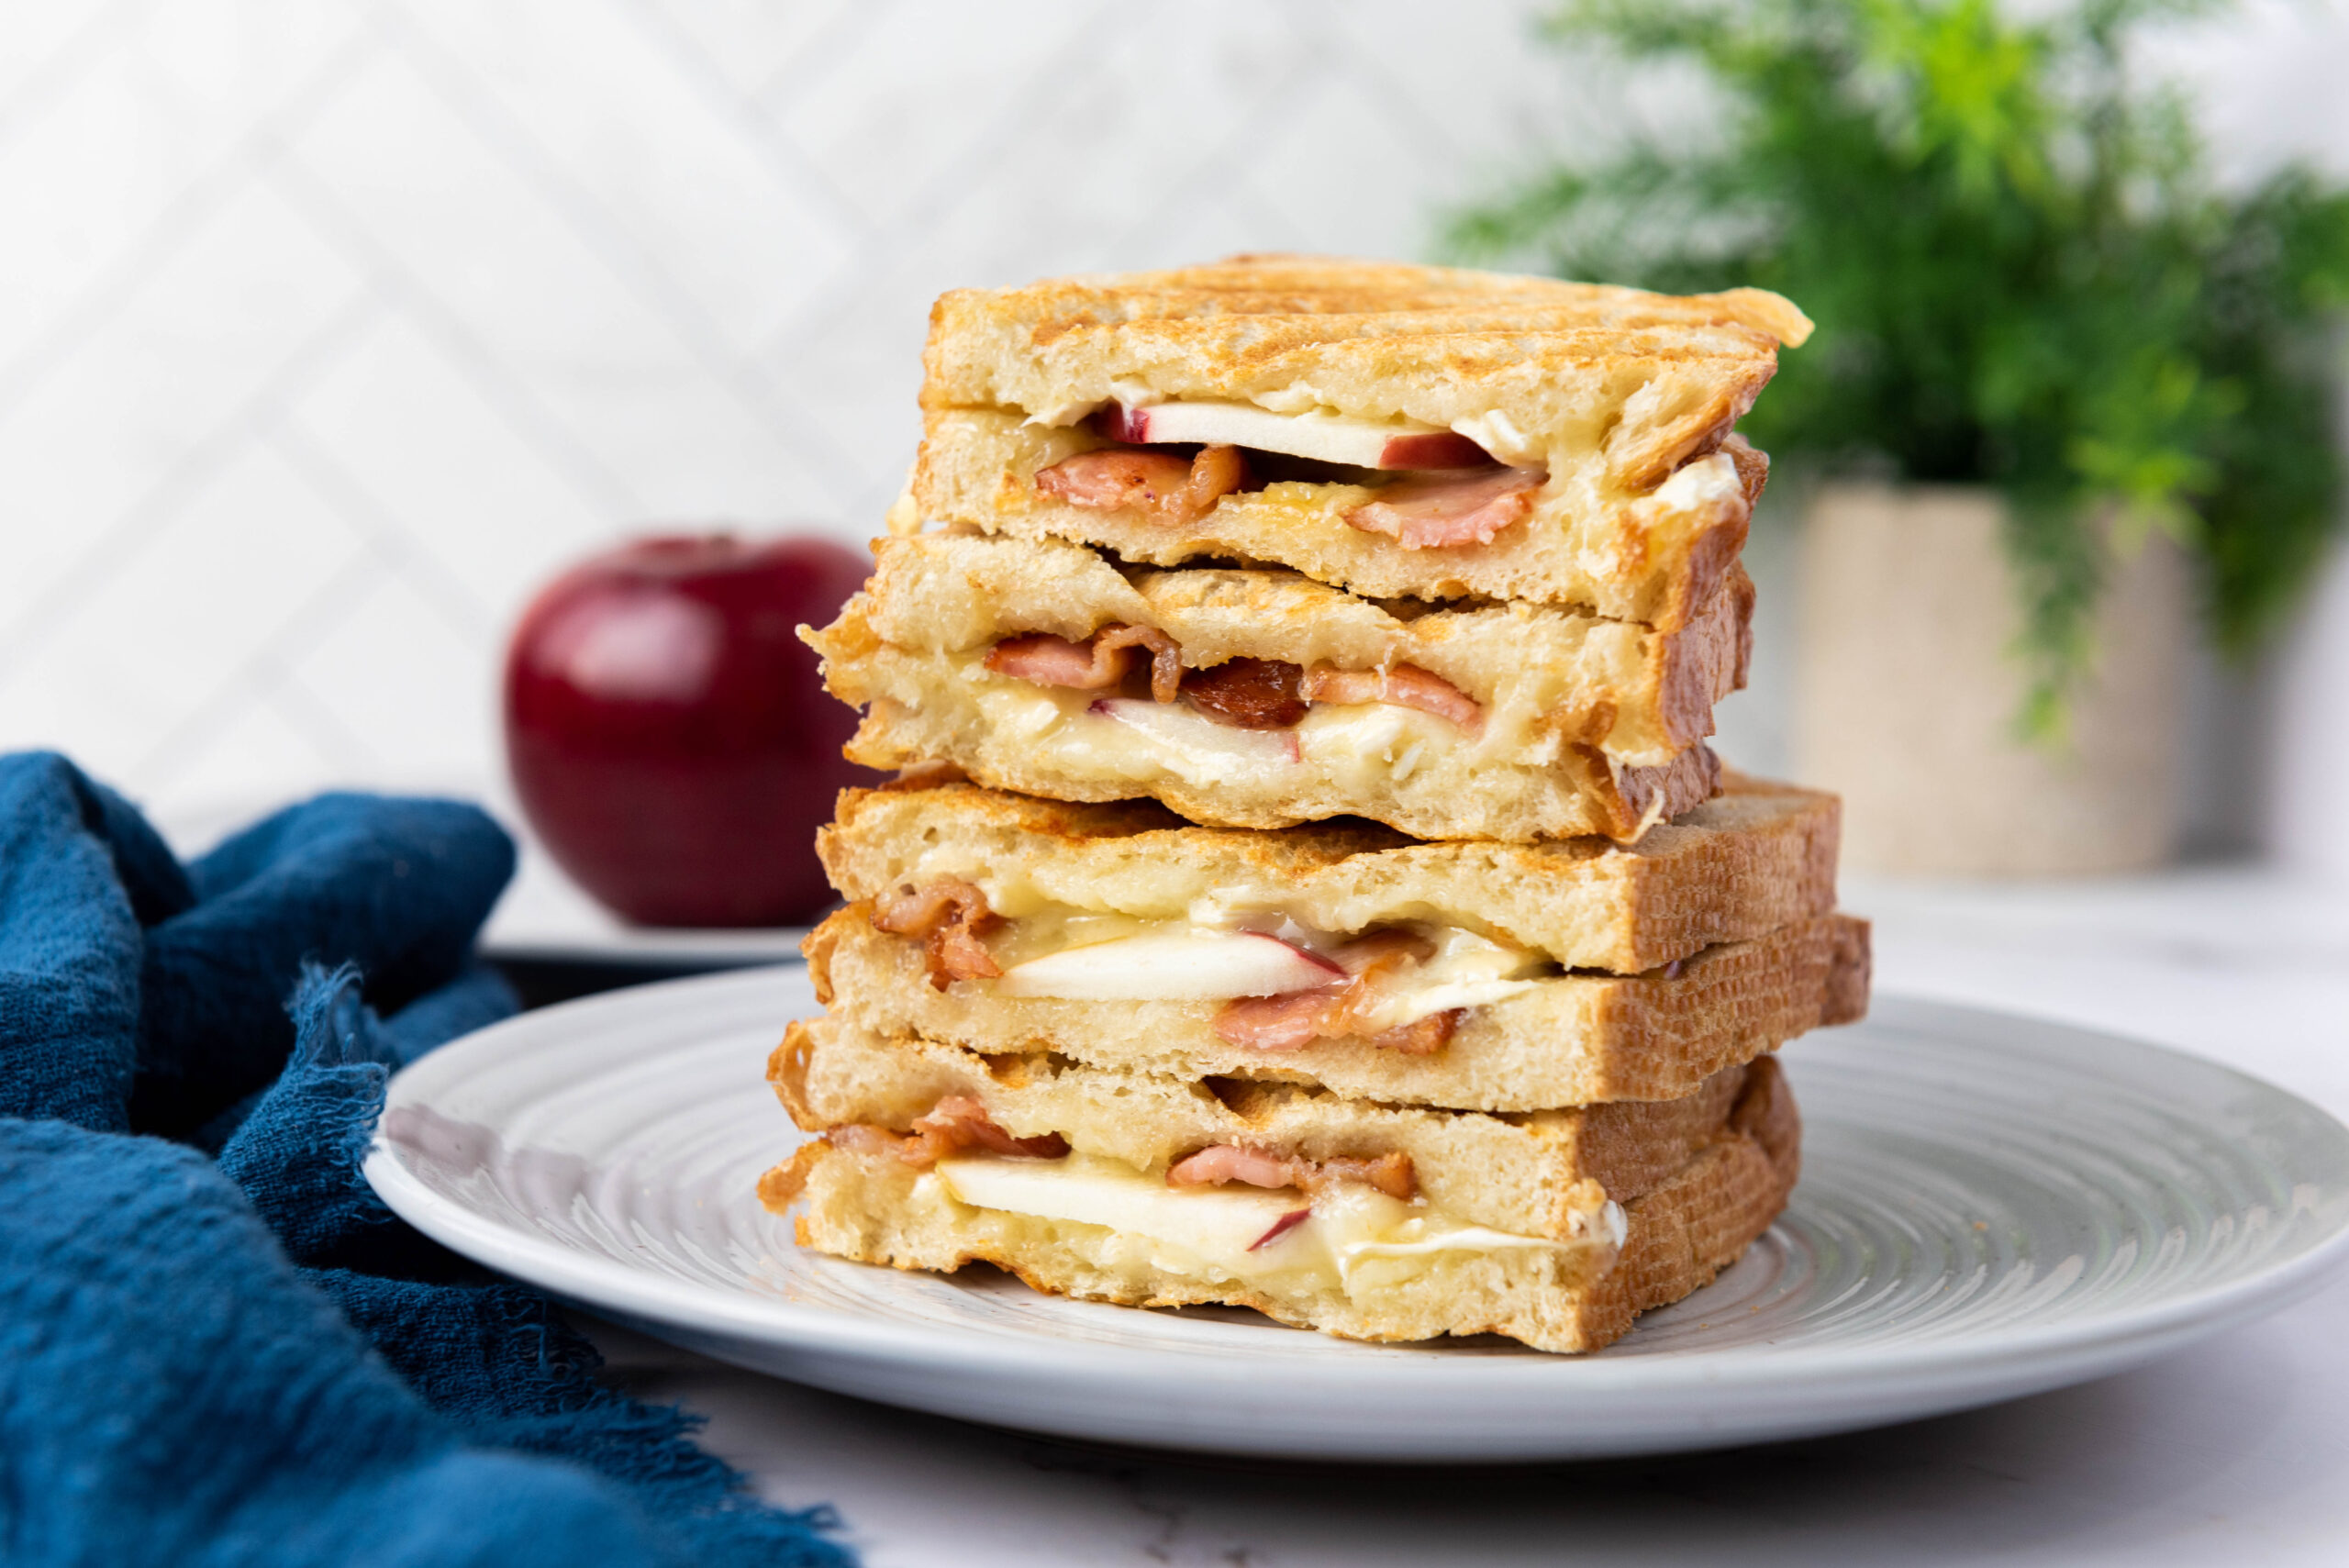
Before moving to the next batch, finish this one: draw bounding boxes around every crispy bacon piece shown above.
[1035,448,1190,508]
[1174,444,1249,518]
[1166,1144,1418,1203]
[1182,658,1307,728]
[1035,444,1248,523]
[1208,929,1447,1052]
[1343,467,1542,549]
[1309,1152,1417,1202]
[985,624,1182,702]
[1366,1009,1460,1057]
[898,1094,1069,1167]
[1300,662,1483,728]
[1330,927,1439,977]
[1166,1144,1297,1190]
[1211,990,1333,1051]
[874,879,1002,989]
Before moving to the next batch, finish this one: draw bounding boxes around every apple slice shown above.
[935,1154,1308,1264]
[996,929,1344,1000]
[1102,401,1491,471]
[1087,696,1304,777]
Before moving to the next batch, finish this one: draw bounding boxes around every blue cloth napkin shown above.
[0,751,852,1567]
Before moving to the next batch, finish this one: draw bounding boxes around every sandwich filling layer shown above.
[763,1025,1806,1353]
[909,410,1763,627]
[808,902,1871,1112]
[807,534,1742,842]
[911,259,1808,623]
[816,779,1848,979]
[872,877,1552,1053]
[923,1151,1621,1296]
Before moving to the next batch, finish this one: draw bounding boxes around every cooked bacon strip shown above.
[1167,1144,1418,1203]
[1211,990,1333,1051]
[1208,929,1445,1052]
[1300,662,1483,728]
[1167,1144,1297,1190]
[874,879,1003,989]
[985,625,1181,704]
[1343,467,1542,549]
[1182,658,1307,728]
[1035,449,1191,508]
[1173,443,1249,519]
[1098,626,1184,703]
[1034,444,1247,523]
[1308,1152,1417,1202]
[1366,1009,1460,1057]
[1329,927,1436,979]
[899,1095,1069,1167]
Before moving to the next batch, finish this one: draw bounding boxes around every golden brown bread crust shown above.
[920,258,1807,488]
[815,775,1843,973]
[805,902,1870,1111]
[909,412,1767,628]
[763,1051,1800,1354]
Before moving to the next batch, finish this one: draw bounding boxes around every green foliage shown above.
[1446,0,2349,735]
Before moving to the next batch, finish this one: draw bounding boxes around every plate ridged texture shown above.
[365,968,2349,1461]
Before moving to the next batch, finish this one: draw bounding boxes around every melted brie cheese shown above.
[932,1151,1609,1296]
[1341,926,1545,1032]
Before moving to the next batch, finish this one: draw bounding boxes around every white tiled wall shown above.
[3,0,2346,872]
[0,0,1584,824]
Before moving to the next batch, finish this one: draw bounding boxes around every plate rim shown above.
[363,968,2349,1404]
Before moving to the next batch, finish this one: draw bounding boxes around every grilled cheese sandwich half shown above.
[815,777,1845,975]
[807,900,1867,1113]
[910,256,1809,623]
[762,1027,1801,1354]
[806,533,1749,842]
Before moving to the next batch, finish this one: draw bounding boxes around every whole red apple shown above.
[503,533,870,927]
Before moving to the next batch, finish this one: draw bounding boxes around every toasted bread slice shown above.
[806,902,1867,1112]
[817,776,1842,974]
[761,1033,1800,1354]
[806,533,1745,841]
[913,255,1808,623]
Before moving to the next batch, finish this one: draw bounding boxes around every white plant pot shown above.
[1793,483,2188,875]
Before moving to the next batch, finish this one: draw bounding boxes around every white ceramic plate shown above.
[364,968,2349,1462]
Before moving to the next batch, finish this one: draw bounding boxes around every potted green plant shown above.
[1448,0,2349,872]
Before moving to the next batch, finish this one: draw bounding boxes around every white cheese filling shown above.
[1020,398,1742,511]
[930,1151,1619,1295]
[1024,395,1466,469]
[987,915,1546,1031]
[963,673,1516,797]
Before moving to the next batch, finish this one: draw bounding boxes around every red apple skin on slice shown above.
[504,534,872,928]
[1096,404,1153,445]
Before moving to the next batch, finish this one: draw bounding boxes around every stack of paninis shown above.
[761,257,1870,1352]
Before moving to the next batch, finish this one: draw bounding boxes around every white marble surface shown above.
[583,864,2349,1567]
